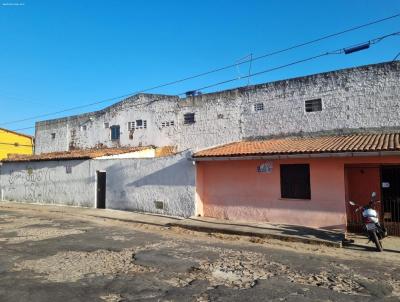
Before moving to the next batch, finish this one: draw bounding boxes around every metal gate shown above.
[380,166,400,236]
[346,166,400,236]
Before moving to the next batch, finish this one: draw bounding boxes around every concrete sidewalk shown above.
[0,202,182,227]
[169,216,344,248]
[0,202,344,247]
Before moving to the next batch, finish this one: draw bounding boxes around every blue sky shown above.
[0,0,399,135]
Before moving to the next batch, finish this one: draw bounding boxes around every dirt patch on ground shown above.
[0,215,54,230]
[177,247,365,294]
[0,215,85,243]
[0,227,85,244]
[13,248,158,283]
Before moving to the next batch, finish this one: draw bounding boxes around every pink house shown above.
[193,133,400,235]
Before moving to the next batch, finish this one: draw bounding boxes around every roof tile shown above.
[193,133,400,158]
[2,146,154,162]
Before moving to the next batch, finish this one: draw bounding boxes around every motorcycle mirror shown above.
[371,192,377,198]
[349,201,356,206]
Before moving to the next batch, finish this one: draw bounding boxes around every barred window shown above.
[184,113,195,124]
[305,99,322,112]
[254,103,264,111]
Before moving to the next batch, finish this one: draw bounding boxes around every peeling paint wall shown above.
[35,62,400,154]
[0,152,195,217]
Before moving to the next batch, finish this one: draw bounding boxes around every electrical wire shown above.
[0,13,399,128]
[393,51,400,61]
[176,32,400,96]
[9,31,400,133]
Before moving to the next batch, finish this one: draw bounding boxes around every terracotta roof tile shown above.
[2,146,154,162]
[193,133,400,158]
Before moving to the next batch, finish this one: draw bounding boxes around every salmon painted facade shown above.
[194,134,400,234]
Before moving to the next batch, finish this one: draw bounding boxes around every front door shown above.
[345,166,381,233]
[96,171,106,209]
[381,166,400,223]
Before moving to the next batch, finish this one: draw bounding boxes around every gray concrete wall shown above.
[0,152,195,217]
[35,61,400,154]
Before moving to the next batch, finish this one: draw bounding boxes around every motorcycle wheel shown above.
[371,231,383,252]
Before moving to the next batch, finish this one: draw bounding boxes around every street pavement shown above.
[0,204,399,302]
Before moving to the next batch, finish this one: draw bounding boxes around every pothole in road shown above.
[168,247,368,295]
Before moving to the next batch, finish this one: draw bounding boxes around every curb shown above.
[168,223,343,248]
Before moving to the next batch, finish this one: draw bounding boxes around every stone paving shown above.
[0,204,399,301]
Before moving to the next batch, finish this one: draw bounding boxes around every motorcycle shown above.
[348,192,387,252]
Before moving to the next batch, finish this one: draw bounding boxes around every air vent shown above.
[154,201,164,210]
[254,103,264,112]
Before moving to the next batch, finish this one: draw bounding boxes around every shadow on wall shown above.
[124,159,195,188]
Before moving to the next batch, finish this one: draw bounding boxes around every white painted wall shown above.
[0,160,94,207]
[0,152,195,217]
[35,62,400,154]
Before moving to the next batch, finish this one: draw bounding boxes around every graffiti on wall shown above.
[8,167,56,201]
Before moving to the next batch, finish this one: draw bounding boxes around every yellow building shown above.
[0,128,34,160]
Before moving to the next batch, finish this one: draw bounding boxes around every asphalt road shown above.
[0,207,399,302]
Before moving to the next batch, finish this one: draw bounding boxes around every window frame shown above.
[184,113,195,125]
[280,164,311,200]
[305,98,322,113]
[254,102,264,112]
[110,125,120,140]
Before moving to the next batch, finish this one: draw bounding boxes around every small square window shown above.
[184,113,195,124]
[170,121,174,126]
[254,103,264,111]
[305,99,322,112]
[81,125,87,131]
[51,133,56,139]
[104,122,109,128]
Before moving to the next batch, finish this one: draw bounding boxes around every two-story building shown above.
[1,61,400,234]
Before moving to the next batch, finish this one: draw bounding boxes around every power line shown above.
[0,13,399,128]
[9,31,400,133]
[177,32,400,95]
[394,51,400,61]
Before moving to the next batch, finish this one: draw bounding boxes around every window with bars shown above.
[110,125,120,140]
[104,122,109,128]
[184,113,195,124]
[128,120,147,130]
[280,164,311,199]
[161,121,175,128]
[305,99,322,112]
[254,103,264,111]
